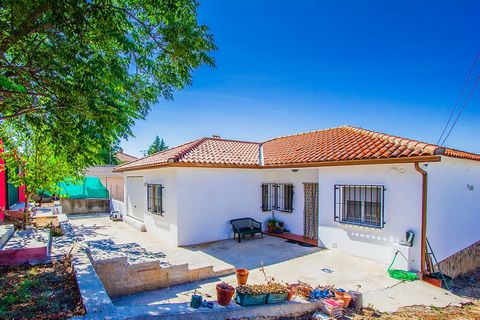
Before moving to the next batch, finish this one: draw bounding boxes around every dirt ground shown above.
[0,259,84,320]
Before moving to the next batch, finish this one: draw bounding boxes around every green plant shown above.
[217,282,234,291]
[267,218,277,227]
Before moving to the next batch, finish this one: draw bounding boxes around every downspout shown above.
[258,144,264,166]
[414,162,427,275]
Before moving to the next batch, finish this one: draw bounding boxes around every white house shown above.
[114,126,480,274]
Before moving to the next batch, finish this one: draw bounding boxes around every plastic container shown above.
[234,291,267,306]
[335,291,352,308]
[266,292,288,304]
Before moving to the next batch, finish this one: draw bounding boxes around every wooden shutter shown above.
[147,184,153,212]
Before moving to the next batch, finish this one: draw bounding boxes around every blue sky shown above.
[121,0,480,157]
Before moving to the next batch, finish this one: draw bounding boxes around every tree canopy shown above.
[0,119,80,212]
[0,0,215,192]
[147,135,168,155]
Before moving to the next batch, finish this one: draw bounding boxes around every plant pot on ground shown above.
[216,282,235,306]
[267,218,277,233]
[236,268,249,285]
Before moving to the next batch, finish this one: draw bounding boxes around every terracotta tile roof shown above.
[115,138,260,171]
[262,126,442,166]
[114,126,480,171]
[115,151,138,163]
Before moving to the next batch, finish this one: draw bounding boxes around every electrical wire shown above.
[440,75,480,146]
[436,51,480,145]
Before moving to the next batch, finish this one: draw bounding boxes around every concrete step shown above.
[0,224,15,249]
[0,228,50,265]
[85,239,231,297]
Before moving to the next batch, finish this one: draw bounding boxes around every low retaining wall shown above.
[93,258,217,297]
[0,247,48,265]
[438,240,480,278]
[61,199,110,214]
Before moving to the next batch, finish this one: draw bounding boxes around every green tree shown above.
[0,119,80,222]
[97,141,122,165]
[147,135,168,155]
[0,0,215,174]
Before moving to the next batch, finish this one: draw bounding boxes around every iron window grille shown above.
[334,184,385,228]
[147,184,164,215]
[261,183,294,212]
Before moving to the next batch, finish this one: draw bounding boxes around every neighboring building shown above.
[84,152,138,202]
[85,166,126,201]
[114,126,480,273]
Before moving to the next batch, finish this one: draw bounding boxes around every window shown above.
[147,184,164,215]
[334,185,385,228]
[261,183,294,212]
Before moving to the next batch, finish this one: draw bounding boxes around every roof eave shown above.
[113,155,441,172]
[262,155,442,168]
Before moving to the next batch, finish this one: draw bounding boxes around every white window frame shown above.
[147,184,164,215]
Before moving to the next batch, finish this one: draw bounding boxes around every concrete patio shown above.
[69,214,468,313]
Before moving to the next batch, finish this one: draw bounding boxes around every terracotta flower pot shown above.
[268,225,274,233]
[216,283,235,306]
[287,289,295,301]
[236,268,249,285]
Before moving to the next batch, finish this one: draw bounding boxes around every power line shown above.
[440,75,480,146]
[436,51,480,145]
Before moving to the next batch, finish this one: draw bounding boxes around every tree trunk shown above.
[23,193,31,227]
[39,191,44,207]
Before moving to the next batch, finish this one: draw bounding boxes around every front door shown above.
[303,182,319,240]
[126,176,145,221]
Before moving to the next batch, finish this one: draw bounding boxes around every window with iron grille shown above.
[147,184,164,215]
[261,183,294,212]
[334,184,385,228]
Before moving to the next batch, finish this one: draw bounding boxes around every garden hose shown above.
[387,251,419,281]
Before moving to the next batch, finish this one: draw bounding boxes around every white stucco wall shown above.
[317,163,423,270]
[175,167,319,246]
[426,156,480,262]
[124,168,179,245]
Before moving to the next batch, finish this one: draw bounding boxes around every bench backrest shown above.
[230,218,257,229]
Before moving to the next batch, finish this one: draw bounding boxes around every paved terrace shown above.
[70,214,468,313]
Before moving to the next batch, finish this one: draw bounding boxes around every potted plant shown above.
[274,221,284,234]
[235,284,269,306]
[267,218,277,233]
[216,282,235,306]
[236,268,249,285]
[265,282,289,304]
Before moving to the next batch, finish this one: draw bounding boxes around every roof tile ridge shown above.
[206,137,260,144]
[262,125,350,143]
[115,137,205,169]
[172,137,209,162]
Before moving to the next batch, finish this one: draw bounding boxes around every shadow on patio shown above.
[184,234,322,270]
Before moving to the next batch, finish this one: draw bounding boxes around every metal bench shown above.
[230,218,263,243]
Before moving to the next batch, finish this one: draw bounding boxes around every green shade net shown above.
[58,177,109,199]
